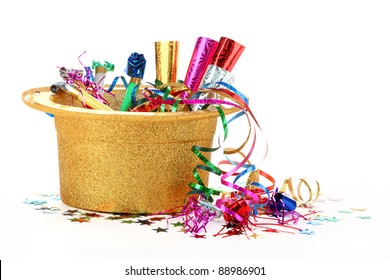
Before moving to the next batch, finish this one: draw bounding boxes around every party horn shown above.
[192,37,245,110]
[50,82,113,111]
[201,36,245,87]
[184,36,218,92]
[120,52,146,111]
[155,41,179,84]
[274,193,297,212]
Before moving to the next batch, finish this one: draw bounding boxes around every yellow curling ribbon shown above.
[279,177,320,205]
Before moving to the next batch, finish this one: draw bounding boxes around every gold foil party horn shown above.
[155,41,179,84]
[50,82,113,111]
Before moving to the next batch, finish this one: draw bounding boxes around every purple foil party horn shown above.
[184,37,218,92]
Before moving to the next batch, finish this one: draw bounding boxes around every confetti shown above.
[325,217,340,223]
[299,229,315,235]
[249,232,263,239]
[69,217,90,223]
[153,227,168,233]
[356,216,371,220]
[339,210,353,214]
[307,220,322,226]
[136,219,153,226]
[22,192,372,239]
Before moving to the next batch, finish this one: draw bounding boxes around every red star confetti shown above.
[83,212,104,218]
[191,234,206,239]
[262,228,279,233]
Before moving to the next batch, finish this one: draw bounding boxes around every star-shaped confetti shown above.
[339,210,353,214]
[249,232,263,239]
[153,227,168,233]
[36,194,61,201]
[307,220,322,226]
[191,234,206,239]
[299,204,314,209]
[62,209,80,217]
[325,217,340,222]
[313,215,328,221]
[69,217,90,223]
[35,207,52,211]
[356,216,371,219]
[106,214,132,220]
[299,229,315,235]
[136,219,153,226]
[171,221,184,227]
[351,207,367,212]
[24,199,47,206]
[83,212,104,218]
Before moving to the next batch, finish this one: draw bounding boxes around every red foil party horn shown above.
[201,36,245,87]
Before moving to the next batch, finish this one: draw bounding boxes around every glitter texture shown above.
[22,86,223,214]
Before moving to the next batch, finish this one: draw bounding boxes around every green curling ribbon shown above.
[160,86,171,112]
[91,60,115,72]
[171,99,181,112]
[188,106,229,202]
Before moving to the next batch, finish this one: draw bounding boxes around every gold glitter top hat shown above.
[22,86,235,214]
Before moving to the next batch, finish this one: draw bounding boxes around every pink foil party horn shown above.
[184,37,218,92]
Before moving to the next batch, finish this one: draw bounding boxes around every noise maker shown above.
[183,37,218,93]
[201,36,245,88]
[92,60,115,97]
[120,52,146,111]
[50,82,114,111]
[192,37,245,110]
[274,192,297,212]
[155,41,179,84]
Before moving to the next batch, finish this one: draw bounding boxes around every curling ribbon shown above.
[183,82,273,227]
[279,177,321,205]
[91,60,115,72]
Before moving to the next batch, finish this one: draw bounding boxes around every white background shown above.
[1,0,390,279]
